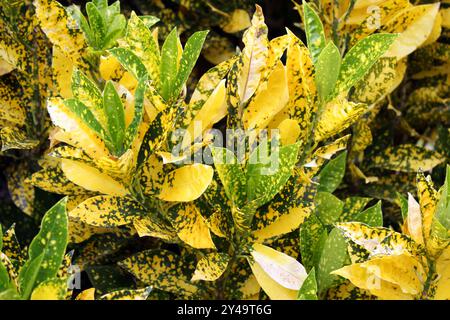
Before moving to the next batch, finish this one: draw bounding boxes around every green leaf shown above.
[19,253,45,299]
[86,2,106,50]
[109,47,148,80]
[93,0,108,12]
[0,288,20,300]
[123,78,147,150]
[171,30,209,101]
[0,260,11,291]
[246,142,301,208]
[125,12,160,83]
[211,147,247,207]
[435,165,450,230]
[317,228,348,294]
[63,98,109,148]
[70,6,94,46]
[71,70,103,118]
[397,192,409,221]
[103,14,126,49]
[354,201,383,227]
[19,197,68,299]
[315,42,341,102]
[297,267,318,300]
[299,214,327,272]
[160,28,179,101]
[318,151,346,193]
[339,196,372,222]
[332,33,398,98]
[303,1,326,65]
[30,278,68,300]
[315,192,344,225]
[140,15,160,29]
[103,81,125,155]
[85,265,135,295]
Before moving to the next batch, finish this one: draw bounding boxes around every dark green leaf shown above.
[160,28,179,101]
[354,201,383,227]
[303,2,326,65]
[124,78,147,150]
[299,214,327,272]
[332,33,398,97]
[246,142,301,208]
[171,30,209,100]
[315,192,343,225]
[19,198,68,299]
[315,42,341,102]
[318,151,346,193]
[317,228,348,294]
[109,47,148,80]
[297,267,318,300]
[86,2,106,50]
[103,81,126,155]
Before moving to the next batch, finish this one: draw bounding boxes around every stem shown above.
[422,258,436,299]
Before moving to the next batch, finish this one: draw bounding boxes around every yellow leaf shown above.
[140,154,165,196]
[248,247,301,300]
[405,193,425,245]
[221,9,251,33]
[0,252,18,287]
[68,217,112,244]
[52,46,74,98]
[34,0,86,63]
[371,144,444,172]
[76,288,95,300]
[315,98,367,142]
[441,8,450,28]
[434,247,450,299]
[336,222,424,258]
[158,164,214,202]
[5,162,35,216]
[353,57,407,104]
[30,278,67,300]
[383,3,441,59]
[191,253,230,281]
[277,119,300,146]
[0,76,26,126]
[133,215,176,241]
[271,30,316,142]
[234,5,269,105]
[250,261,297,300]
[47,97,109,159]
[99,55,124,81]
[0,58,13,75]
[118,250,198,297]
[181,80,227,150]
[243,63,289,130]
[250,243,307,291]
[99,287,152,300]
[171,203,216,249]
[61,159,128,196]
[253,205,311,242]
[422,9,442,47]
[69,196,145,228]
[332,261,416,300]
[416,173,438,243]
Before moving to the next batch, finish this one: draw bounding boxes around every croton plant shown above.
[0,0,448,300]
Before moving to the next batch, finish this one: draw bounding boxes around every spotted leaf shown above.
[69,196,146,228]
[118,250,198,297]
[332,33,398,98]
[18,197,68,299]
[191,253,230,281]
